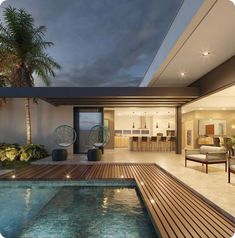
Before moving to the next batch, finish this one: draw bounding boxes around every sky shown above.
[0,0,183,86]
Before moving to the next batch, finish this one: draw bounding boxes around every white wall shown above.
[152,116,175,136]
[115,114,175,136]
[0,98,73,153]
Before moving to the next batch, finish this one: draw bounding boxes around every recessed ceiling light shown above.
[202,51,210,57]
[229,0,235,6]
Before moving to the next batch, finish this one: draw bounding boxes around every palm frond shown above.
[0,6,60,87]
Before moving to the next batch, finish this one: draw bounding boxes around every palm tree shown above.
[0,6,60,144]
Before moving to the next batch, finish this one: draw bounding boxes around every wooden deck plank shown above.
[0,163,234,238]
[151,165,235,233]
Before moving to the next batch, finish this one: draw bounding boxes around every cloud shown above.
[0,0,183,86]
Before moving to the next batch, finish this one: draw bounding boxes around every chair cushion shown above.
[200,146,226,154]
[230,165,235,171]
[186,154,225,161]
[187,154,207,161]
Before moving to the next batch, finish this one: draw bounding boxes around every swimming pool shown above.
[0,181,158,238]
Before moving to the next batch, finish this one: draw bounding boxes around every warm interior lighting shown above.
[140,181,144,185]
[180,72,185,77]
[232,125,235,129]
[229,0,235,6]
[66,174,70,179]
[202,51,210,57]
[144,112,147,129]
[11,174,16,179]
[121,175,124,178]
[156,112,158,128]
[132,112,135,129]
[167,112,170,128]
[150,199,155,204]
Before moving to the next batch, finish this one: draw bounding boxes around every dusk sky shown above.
[0,0,183,86]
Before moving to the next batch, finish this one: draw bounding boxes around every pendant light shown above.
[132,112,135,129]
[144,112,147,129]
[167,112,170,128]
[156,112,158,128]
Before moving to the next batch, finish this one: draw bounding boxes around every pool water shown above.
[0,184,157,238]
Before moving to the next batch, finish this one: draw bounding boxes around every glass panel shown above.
[78,112,102,153]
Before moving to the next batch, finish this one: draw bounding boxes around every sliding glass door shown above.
[74,108,103,154]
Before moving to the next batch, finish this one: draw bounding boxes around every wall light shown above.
[11,174,16,179]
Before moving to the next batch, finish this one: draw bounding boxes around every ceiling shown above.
[182,85,235,113]
[142,0,235,87]
[113,108,175,117]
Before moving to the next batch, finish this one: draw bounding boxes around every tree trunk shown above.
[24,97,32,144]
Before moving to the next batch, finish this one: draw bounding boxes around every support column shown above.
[176,106,182,154]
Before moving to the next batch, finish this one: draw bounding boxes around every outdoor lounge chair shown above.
[228,156,235,183]
[185,146,227,173]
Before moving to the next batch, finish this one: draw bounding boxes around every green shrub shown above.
[0,143,48,162]
[19,144,48,162]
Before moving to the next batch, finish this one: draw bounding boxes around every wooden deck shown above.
[0,163,234,238]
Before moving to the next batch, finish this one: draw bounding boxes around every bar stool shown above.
[149,136,157,151]
[141,136,148,151]
[132,136,139,151]
[159,136,167,151]
[168,136,176,151]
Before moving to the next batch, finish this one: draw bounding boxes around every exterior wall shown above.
[182,110,235,148]
[0,98,73,153]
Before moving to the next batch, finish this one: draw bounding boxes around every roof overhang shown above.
[0,87,200,107]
